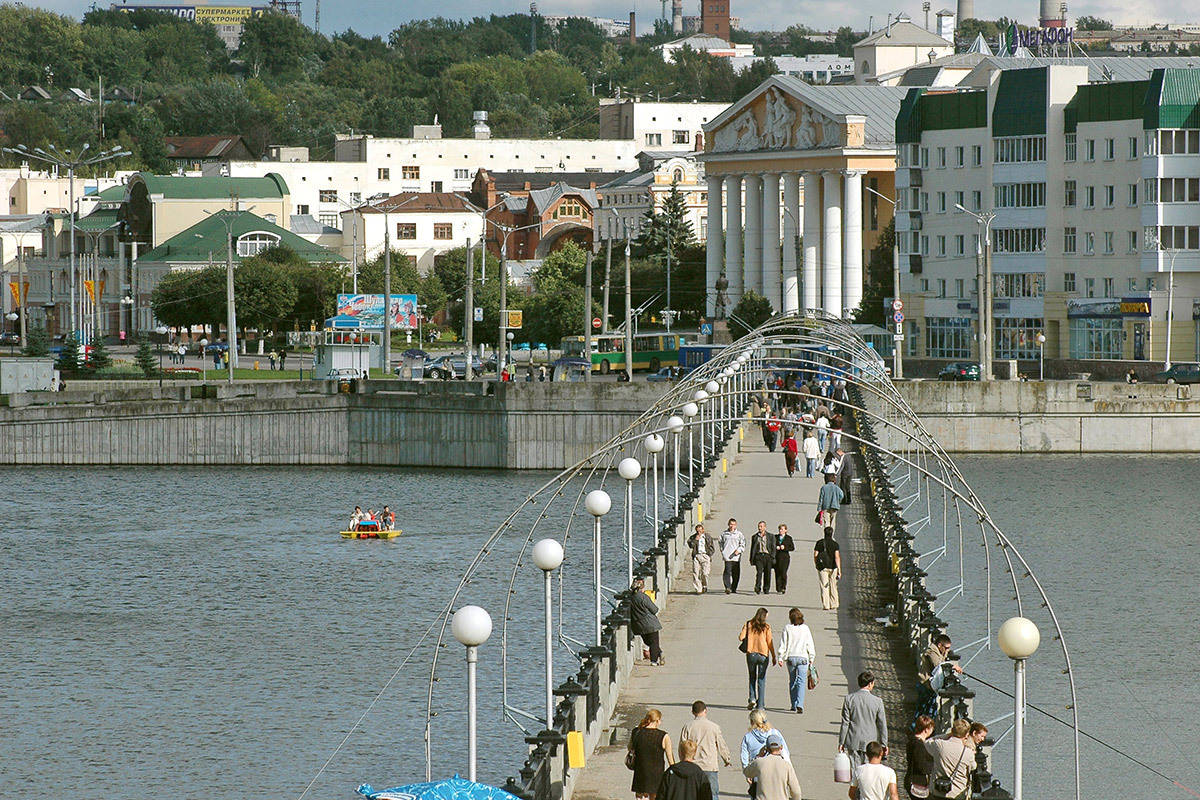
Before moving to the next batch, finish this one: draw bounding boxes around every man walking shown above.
[680,700,731,800]
[773,524,795,593]
[849,741,899,800]
[814,526,841,610]
[839,671,888,771]
[657,740,713,800]
[742,733,802,800]
[688,524,715,594]
[749,520,774,594]
[838,447,855,506]
[629,577,663,665]
[817,472,844,531]
[720,518,745,594]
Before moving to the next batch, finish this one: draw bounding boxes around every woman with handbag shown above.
[776,607,815,713]
[628,708,674,800]
[738,608,777,710]
[905,715,937,799]
[925,718,972,800]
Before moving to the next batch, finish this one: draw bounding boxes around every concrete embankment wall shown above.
[898,380,1200,452]
[0,381,670,469]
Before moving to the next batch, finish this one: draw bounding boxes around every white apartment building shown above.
[1,166,132,217]
[728,54,854,85]
[896,64,1200,366]
[210,125,638,230]
[339,193,484,274]
[599,99,730,152]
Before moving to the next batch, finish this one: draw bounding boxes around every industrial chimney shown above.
[629,11,637,44]
[672,0,682,33]
[956,0,974,24]
[1039,0,1066,26]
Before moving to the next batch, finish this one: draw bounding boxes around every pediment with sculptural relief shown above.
[706,80,867,155]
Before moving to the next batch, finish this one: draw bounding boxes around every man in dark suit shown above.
[839,671,889,771]
[773,524,795,594]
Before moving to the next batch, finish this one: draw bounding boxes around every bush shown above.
[728,291,775,340]
[89,331,113,370]
[23,324,50,357]
[134,335,157,377]
[56,333,82,372]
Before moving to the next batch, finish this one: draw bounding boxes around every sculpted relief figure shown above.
[797,106,819,149]
[763,88,796,149]
[714,108,761,152]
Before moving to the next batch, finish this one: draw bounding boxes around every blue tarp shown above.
[358,775,522,800]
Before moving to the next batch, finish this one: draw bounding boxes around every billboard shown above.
[113,5,271,24]
[337,294,419,330]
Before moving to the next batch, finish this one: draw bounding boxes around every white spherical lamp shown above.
[997,616,1041,660]
[730,360,741,372]
[532,538,564,572]
[692,389,708,404]
[618,457,642,481]
[667,415,685,435]
[452,605,493,646]
[585,489,611,517]
[644,433,665,453]
[681,402,698,418]
[705,380,719,394]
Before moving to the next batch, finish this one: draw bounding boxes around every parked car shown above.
[646,367,677,383]
[425,354,486,380]
[1154,362,1200,384]
[938,362,980,381]
[0,332,20,345]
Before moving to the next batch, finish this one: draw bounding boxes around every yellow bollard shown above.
[566,731,586,768]
[739,427,744,440]
[891,553,900,575]
[698,502,704,523]
[254,360,260,370]
[722,457,728,474]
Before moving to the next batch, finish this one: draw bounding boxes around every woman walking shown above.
[905,715,937,799]
[738,607,776,710]
[739,710,790,798]
[781,431,798,477]
[776,608,815,713]
[801,429,821,478]
[629,709,674,800]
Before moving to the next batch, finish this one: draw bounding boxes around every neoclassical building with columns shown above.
[700,77,909,318]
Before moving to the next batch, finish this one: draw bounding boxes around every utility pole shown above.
[602,237,612,333]
[624,236,633,382]
[464,237,474,380]
[584,247,593,382]
[530,2,537,52]
[892,235,903,379]
[225,223,238,382]
[383,217,391,376]
[498,237,507,379]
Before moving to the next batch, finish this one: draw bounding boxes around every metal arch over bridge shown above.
[413,311,1082,800]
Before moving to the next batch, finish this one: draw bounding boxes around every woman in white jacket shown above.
[776,607,816,713]
[801,430,822,478]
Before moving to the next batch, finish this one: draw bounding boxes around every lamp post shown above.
[584,490,611,647]
[865,184,903,379]
[643,433,664,536]
[5,313,16,354]
[199,337,209,383]
[705,380,719,457]
[618,457,642,588]
[998,617,1040,800]
[1036,332,1046,381]
[506,331,515,379]
[1158,242,1180,370]
[451,605,493,783]
[201,208,257,384]
[531,539,564,731]
[1,143,131,345]
[667,415,684,518]
[957,204,995,382]
[681,401,698,491]
[486,216,542,380]
[154,324,168,388]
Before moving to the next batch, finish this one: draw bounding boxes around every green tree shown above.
[1075,15,1113,30]
[134,334,156,376]
[853,219,895,327]
[151,268,225,331]
[22,323,50,357]
[56,332,82,372]
[833,26,859,57]
[521,241,597,345]
[88,329,113,369]
[234,257,298,339]
[635,180,696,258]
[728,291,774,340]
[237,10,315,81]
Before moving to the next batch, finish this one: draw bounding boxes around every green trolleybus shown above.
[560,333,685,374]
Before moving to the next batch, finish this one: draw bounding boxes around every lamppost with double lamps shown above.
[1150,234,1182,370]
[531,539,564,732]
[681,401,698,492]
[451,605,493,783]
[998,616,1040,800]
[957,204,995,381]
[1,143,131,344]
[584,490,611,647]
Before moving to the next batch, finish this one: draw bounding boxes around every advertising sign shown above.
[114,5,271,24]
[337,294,419,329]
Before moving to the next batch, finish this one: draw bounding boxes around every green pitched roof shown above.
[1065,80,1148,133]
[1144,69,1200,130]
[992,68,1047,137]
[133,172,289,200]
[74,207,121,232]
[136,210,344,265]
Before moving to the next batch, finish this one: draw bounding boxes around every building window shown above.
[1129,136,1139,159]
[955,278,965,297]
[396,222,416,239]
[921,193,929,212]
[1064,227,1076,254]
[349,192,362,204]
[925,317,973,358]
[1085,139,1095,161]
[920,147,929,169]
[954,146,964,168]
[921,235,929,256]
[1084,277,1095,297]
[1128,277,1138,292]
[319,213,338,228]
[1128,230,1138,252]
[673,130,689,144]
[553,199,589,219]
[971,190,982,211]
[955,234,965,256]
[937,278,946,296]
[1064,180,1076,207]
[1151,225,1200,249]
[1154,177,1200,203]
[992,228,1046,253]
[994,183,1046,208]
[1104,138,1114,160]
[1129,183,1139,206]
[994,273,1045,298]
[995,317,1045,359]
[236,232,280,257]
[1104,186,1114,208]
[1104,231,1114,254]
[937,147,946,168]
[937,192,946,213]
[1069,317,1123,359]
[1065,133,1076,162]
[378,168,390,180]
[1144,178,1158,203]
[936,236,946,257]
[455,169,471,179]
[402,166,420,180]
[1063,272,1076,292]
[1103,276,1114,295]
[972,145,982,167]
[1084,186,1095,208]
[432,222,453,240]
[954,191,964,211]
[993,135,1046,163]
[1157,129,1200,155]
[319,189,338,203]
[919,279,929,292]
[1084,232,1095,255]
[646,133,662,146]
[296,204,309,215]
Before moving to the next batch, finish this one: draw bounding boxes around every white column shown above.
[743,174,763,297]
[802,172,821,312]
[782,172,800,314]
[725,175,743,306]
[842,169,864,317]
[822,170,843,316]
[761,173,781,311]
[705,174,724,318]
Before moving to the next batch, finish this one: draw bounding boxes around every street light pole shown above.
[531,539,564,731]
[624,236,633,382]
[998,617,1040,800]
[1161,245,1180,370]
[619,457,642,588]
[451,605,493,783]
[585,490,611,647]
[865,184,903,379]
[958,204,995,381]
[1036,332,1046,381]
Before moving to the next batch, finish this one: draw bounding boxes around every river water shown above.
[2,459,1197,799]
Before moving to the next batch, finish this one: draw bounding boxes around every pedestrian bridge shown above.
[379,314,1084,800]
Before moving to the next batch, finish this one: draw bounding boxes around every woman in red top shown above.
[781,431,798,477]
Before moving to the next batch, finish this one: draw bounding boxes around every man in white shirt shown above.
[849,741,898,800]
[719,518,746,594]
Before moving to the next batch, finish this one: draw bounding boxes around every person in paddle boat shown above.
[350,506,364,531]
[381,506,395,531]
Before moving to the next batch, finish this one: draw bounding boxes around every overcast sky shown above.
[35,0,1192,39]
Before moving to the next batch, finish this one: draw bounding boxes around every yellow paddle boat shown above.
[340,528,402,539]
